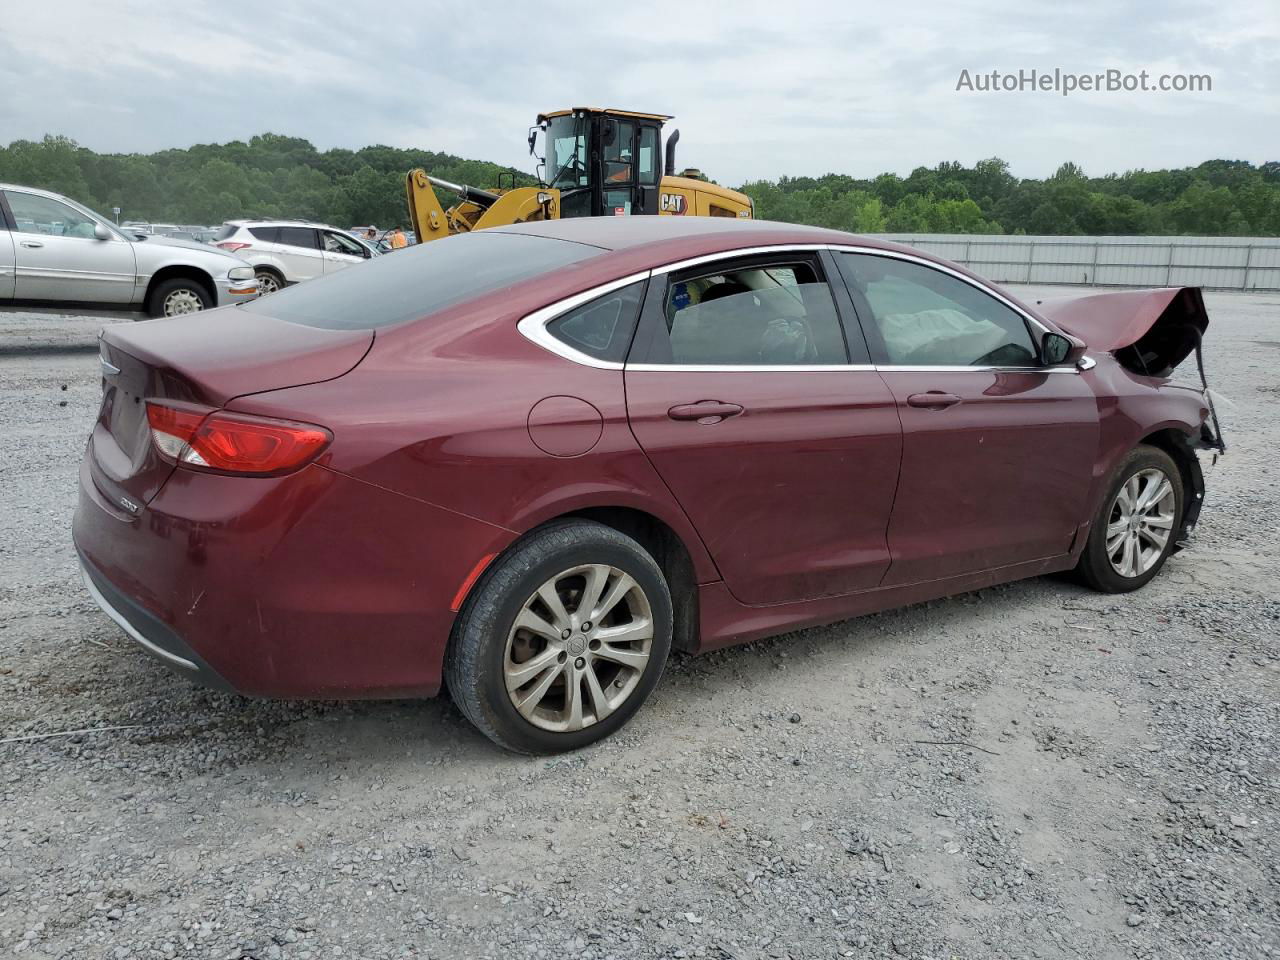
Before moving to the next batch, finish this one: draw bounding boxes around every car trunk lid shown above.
[90,309,371,511]
[1033,286,1208,376]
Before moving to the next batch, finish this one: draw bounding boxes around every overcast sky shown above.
[2,0,1276,184]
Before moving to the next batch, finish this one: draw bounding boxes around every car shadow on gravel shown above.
[66,571,1099,780]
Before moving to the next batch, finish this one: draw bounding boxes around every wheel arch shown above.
[144,265,214,306]
[1137,426,1206,546]
[557,505,701,653]
[464,501,711,654]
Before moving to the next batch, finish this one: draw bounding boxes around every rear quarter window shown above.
[242,231,603,330]
[214,223,241,241]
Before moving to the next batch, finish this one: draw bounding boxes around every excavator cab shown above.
[406,107,752,244]
[534,109,669,218]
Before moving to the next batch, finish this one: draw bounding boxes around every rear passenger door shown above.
[275,226,324,281]
[625,250,903,605]
[834,251,1099,585]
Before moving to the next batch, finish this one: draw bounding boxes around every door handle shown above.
[20,240,44,249]
[667,401,745,423]
[906,391,962,409]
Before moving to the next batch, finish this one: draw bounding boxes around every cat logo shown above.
[659,193,687,215]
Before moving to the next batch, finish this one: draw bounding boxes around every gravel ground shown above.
[1,286,1277,960]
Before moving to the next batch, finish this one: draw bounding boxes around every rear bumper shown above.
[79,551,234,692]
[72,449,514,699]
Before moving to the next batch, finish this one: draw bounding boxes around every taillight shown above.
[216,241,252,252]
[146,402,331,476]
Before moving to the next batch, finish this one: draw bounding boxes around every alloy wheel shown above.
[256,273,281,295]
[503,563,653,733]
[1105,467,1176,578]
[163,289,205,316]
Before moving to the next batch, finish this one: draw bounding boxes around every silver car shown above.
[0,184,259,317]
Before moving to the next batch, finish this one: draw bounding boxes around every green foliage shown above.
[2,134,1278,236]
[742,156,1280,236]
[0,133,533,228]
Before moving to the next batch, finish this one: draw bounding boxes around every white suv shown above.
[214,220,380,293]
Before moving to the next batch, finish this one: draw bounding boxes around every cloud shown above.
[1,0,1275,183]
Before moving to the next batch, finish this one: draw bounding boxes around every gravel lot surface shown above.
[1,287,1276,960]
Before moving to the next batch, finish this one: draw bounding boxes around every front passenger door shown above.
[4,190,136,304]
[625,252,902,605]
[835,252,1100,585]
[320,230,369,273]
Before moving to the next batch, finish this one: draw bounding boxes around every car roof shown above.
[490,216,904,259]
[227,219,353,232]
[0,182,74,201]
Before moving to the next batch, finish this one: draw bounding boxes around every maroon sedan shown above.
[74,217,1222,753]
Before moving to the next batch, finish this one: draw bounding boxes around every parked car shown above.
[0,184,259,317]
[73,217,1221,753]
[214,220,380,293]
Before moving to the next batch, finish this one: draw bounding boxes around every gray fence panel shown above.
[870,234,1280,290]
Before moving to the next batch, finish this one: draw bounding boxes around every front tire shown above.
[445,520,673,754]
[147,277,212,318]
[1076,444,1183,593]
[254,268,283,295]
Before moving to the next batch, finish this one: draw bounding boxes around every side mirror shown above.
[93,222,112,240]
[1042,330,1087,367]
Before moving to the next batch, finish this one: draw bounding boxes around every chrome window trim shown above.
[80,563,198,672]
[648,244,835,276]
[820,243,1052,340]
[519,242,1073,373]
[516,270,651,371]
[877,365,1080,374]
[628,363,877,373]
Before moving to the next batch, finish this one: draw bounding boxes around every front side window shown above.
[5,191,98,238]
[837,253,1037,367]
[658,260,848,365]
[545,280,646,363]
[544,114,588,190]
[323,231,364,256]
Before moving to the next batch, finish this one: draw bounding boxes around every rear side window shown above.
[277,227,318,249]
[248,225,280,242]
[242,231,602,330]
[545,281,645,363]
[657,260,848,365]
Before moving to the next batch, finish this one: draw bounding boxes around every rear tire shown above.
[1075,444,1183,593]
[445,520,673,754]
[147,277,212,318]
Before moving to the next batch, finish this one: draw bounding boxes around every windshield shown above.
[544,115,588,191]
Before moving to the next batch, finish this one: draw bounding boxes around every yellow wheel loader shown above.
[406,108,753,244]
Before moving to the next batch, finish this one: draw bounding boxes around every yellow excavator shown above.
[406,108,753,244]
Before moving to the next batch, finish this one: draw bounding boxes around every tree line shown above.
[2,134,1278,237]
